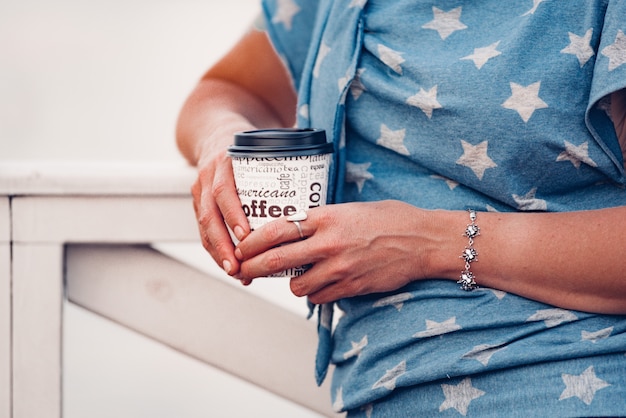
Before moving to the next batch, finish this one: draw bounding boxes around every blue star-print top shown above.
[262,0,626,415]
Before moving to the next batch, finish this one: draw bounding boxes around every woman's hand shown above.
[191,132,253,278]
[234,201,454,304]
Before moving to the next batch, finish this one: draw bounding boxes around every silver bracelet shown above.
[458,209,480,291]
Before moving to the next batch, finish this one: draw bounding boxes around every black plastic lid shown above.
[228,128,333,157]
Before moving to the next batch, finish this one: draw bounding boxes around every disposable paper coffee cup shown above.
[228,128,333,277]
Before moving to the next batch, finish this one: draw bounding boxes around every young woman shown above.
[177,1,626,415]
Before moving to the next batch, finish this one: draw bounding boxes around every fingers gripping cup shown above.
[228,128,333,277]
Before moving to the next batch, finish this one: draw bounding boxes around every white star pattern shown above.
[461,41,502,69]
[349,0,367,8]
[346,161,374,193]
[456,140,498,180]
[333,387,344,412]
[488,288,507,300]
[512,187,548,211]
[431,174,460,190]
[582,327,614,343]
[559,366,610,405]
[502,82,549,122]
[313,42,331,78]
[377,44,405,74]
[377,124,409,156]
[522,0,547,16]
[439,378,486,416]
[338,67,352,93]
[271,0,300,31]
[561,29,595,67]
[413,317,462,338]
[350,68,367,100]
[298,104,309,120]
[362,404,373,418]
[343,335,368,360]
[422,7,468,40]
[556,141,598,169]
[601,30,626,71]
[462,344,507,366]
[372,360,406,391]
[526,308,578,328]
[373,292,413,311]
[406,85,442,119]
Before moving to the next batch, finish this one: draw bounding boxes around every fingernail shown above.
[234,225,245,241]
[234,248,243,260]
[222,260,232,275]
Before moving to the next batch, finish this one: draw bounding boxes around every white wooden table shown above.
[0,162,336,418]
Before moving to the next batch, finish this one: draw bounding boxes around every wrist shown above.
[195,116,256,166]
[419,209,469,282]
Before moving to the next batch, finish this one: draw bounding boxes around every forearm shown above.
[428,207,626,314]
[176,78,288,165]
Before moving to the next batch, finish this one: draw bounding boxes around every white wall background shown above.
[0,0,256,163]
[1,1,325,417]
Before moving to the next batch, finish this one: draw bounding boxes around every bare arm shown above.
[176,27,297,277]
[176,28,297,165]
[235,201,626,314]
[442,207,626,315]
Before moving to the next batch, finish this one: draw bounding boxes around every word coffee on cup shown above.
[228,128,333,277]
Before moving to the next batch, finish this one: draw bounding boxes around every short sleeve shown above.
[261,0,323,92]
[586,0,626,171]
